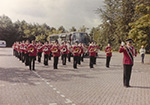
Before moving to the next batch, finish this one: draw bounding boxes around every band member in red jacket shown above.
[15,41,20,59]
[43,42,50,65]
[51,40,60,69]
[60,41,68,65]
[20,41,25,63]
[105,43,112,68]
[81,43,86,62]
[48,41,53,60]
[12,42,17,57]
[24,40,30,66]
[17,42,22,60]
[94,42,100,64]
[72,41,80,69]
[78,43,83,65]
[119,39,137,87]
[67,42,72,62]
[28,40,37,71]
[88,42,97,68]
[37,41,43,63]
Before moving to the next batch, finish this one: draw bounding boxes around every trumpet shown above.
[29,47,34,53]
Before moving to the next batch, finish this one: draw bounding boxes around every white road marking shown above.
[50,85,53,87]
[61,95,65,97]
[46,82,50,84]
[65,99,72,103]
[32,71,75,105]
[56,91,60,94]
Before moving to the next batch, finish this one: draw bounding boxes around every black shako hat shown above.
[126,39,134,43]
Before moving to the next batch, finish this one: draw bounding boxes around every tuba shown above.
[29,47,34,53]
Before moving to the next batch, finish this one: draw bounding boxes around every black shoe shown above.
[125,85,130,88]
[106,66,109,68]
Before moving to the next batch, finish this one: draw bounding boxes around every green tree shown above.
[0,15,17,46]
[128,4,150,53]
[78,25,89,32]
[70,26,77,32]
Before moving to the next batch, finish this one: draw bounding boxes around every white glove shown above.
[121,42,125,46]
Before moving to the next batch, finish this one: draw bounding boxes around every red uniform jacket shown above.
[43,45,50,55]
[12,43,16,50]
[88,45,96,57]
[72,46,80,56]
[18,44,21,52]
[28,44,37,56]
[119,46,137,65]
[79,46,83,54]
[105,46,112,57]
[60,45,68,54]
[51,45,60,57]
[20,43,25,53]
[37,44,43,53]
[24,44,29,54]
[48,44,52,53]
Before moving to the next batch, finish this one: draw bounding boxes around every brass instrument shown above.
[29,47,34,53]
[61,47,66,52]
[107,48,112,53]
[74,48,80,53]
[52,48,58,53]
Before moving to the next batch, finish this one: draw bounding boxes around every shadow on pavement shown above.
[131,86,150,89]
[0,67,39,85]
[35,69,95,82]
[0,67,94,85]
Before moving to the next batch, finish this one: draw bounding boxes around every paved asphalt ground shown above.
[0,48,150,105]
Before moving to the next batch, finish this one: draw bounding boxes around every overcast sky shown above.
[0,0,104,30]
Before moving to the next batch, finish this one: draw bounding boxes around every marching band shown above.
[12,40,100,70]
